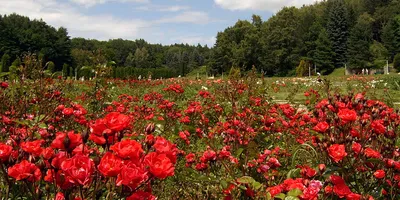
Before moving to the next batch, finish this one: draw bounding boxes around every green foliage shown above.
[0,14,71,70]
[47,61,55,73]
[11,58,21,67]
[394,53,400,71]
[62,64,69,77]
[296,60,311,77]
[1,54,10,72]
[228,66,241,80]
[314,29,335,74]
[347,13,374,69]
[327,0,349,68]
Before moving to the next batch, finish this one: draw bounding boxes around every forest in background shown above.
[2,0,400,78]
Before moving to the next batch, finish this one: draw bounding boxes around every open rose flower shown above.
[328,144,347,163]
[110,139,143,160]
[8,160,41,182]
[60,155,94,186]
[144,152,175,179]
[0,143,12,162]
[338,108,357,123]
[98,152,123,177]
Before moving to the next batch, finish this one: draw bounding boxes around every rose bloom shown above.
[110,139,143,160]
[116,162,148,189]
[364,148,381,159]
[61,155,95,186]
[328,144,347,163]
[51,131,82,150]
[104,112,130,132]
[352,142,362,155]
[98,152,123,177]
[20,139,43,157]
[153,137,178,164]
[313,121,330,133]
[127,191,156,200]
[0,142,12,162]
[346,193,361,200]
[371,120,386,134]
[374,170,385,179]
[8,160,41,182]
[338,108,357,123]
[144,152,175,179]
[333,183,352,198]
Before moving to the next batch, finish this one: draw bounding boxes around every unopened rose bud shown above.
[145,123,155,134]
[63,134,70,150]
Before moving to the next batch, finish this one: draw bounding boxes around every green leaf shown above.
[253,181,263,190]
[237,176,255,184]
[287,168,301,179]
[287,189,302,197]
[235,148,244,157]
[38,123,48,129]
[220,180,228,189]
[285,197,300,200]
[275,193,286,200]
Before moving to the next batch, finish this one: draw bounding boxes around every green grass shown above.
[328,67,346,77]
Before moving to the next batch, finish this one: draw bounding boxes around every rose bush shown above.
[0,68,399,199]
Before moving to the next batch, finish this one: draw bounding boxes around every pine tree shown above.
[382,15,400,61]
[347,13,374,69]
[313,29,335,74]
[327,0,349,68]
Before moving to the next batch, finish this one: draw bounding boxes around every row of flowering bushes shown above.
[0,75,399,199]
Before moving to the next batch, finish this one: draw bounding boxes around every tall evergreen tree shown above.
[347,13,374,68]
[313,28,335,74]
[327,0,349,68]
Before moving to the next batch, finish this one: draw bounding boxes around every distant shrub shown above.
[394,53,400,71]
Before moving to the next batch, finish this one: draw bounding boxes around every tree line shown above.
[0,13,211,79]
[2,0,400,78]
[209,0,400,76]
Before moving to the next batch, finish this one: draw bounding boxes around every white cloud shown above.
[70,0,149,8]
[0,0,215,45]
[136,5,191,12]
[214,0,318,12]
[0,0,149,40]
[155,11,211,24]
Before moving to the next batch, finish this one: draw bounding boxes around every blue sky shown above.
[0,0,317,46]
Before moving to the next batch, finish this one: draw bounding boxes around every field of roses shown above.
[1,72,400,199]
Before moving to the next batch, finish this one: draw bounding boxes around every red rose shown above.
[152,137,178,163]
[0,143,12,162]
[127,191,156,200]
[51,131,82,150]
[338,108,357,123]
[60,155,94,186]
[110,139,143,160]
[20,139,43,157]
[313,121,330,133]
[328,144,347,163]
[98,152,122,177]
[374,170,385,179]
[0,82,8,89]
[8,160,41,182]
[89,134,106,145]
[346,193,361,200]
[55,192,65,200]
[352,142,362,155]
[42,147,54,160]
[364,148,381,159]
[200,150,217,163]
[330,175,351,198]
[89,119,108,136]
[104,112,130,132]
[371,120,386,134]
[354,93,364,101]
[267,185,283,198]
[116,162,148,189]
[144,152,175,179]
[62,108,74,116]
